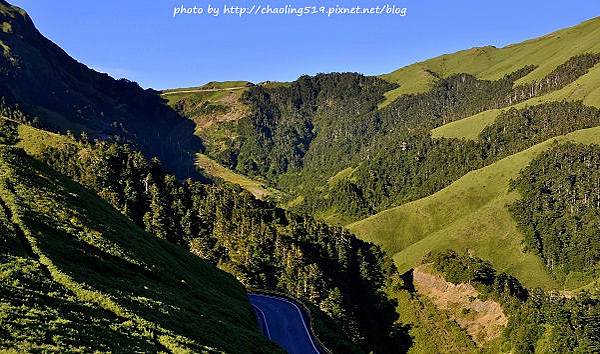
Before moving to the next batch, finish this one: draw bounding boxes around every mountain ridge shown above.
[0,0,201,178]
[380,16,600,105]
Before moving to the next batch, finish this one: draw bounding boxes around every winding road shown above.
[249,293,321,354]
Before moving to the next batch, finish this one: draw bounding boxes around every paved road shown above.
[249,293,321,354]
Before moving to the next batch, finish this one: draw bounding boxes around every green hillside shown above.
[4,0,600,351]
[0,138,279,352]
[381,16,600,106]
[194,34,600,226]
[349,126,600,290]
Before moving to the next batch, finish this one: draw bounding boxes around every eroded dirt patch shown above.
[413,265,508,346]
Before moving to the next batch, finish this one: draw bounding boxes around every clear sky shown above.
[10,0,600,89]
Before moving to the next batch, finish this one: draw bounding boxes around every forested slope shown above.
[0,135,280,353]
[432,57,600,140]
[510,143,600,275]
[196,52,600,224]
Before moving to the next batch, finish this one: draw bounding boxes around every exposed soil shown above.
[412,265,508,346]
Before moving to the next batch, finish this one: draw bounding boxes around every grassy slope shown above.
[162,88,245,106]
[431,109,501,140]
[381,16,600,107]
[0,204,159,352]
[196,153,284,201]
[15,121,72,153]
[349,126,600,290]
[432,62,600,139]
[0,131,279,352]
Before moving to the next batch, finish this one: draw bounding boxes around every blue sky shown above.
[10,0,600,89]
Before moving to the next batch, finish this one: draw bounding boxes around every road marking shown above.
[253,294,321,354]
[252,304,272,340]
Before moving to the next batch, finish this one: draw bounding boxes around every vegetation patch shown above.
[392,289,480,354]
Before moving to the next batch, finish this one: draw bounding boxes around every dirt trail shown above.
[161,87,248,95]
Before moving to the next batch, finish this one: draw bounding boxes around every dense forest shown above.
[510,143,600,274]
[427,250,600,353]
[199,54,600,222]
[0,118,407,354]
[207,66,536,179]
[210,73,397,179]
